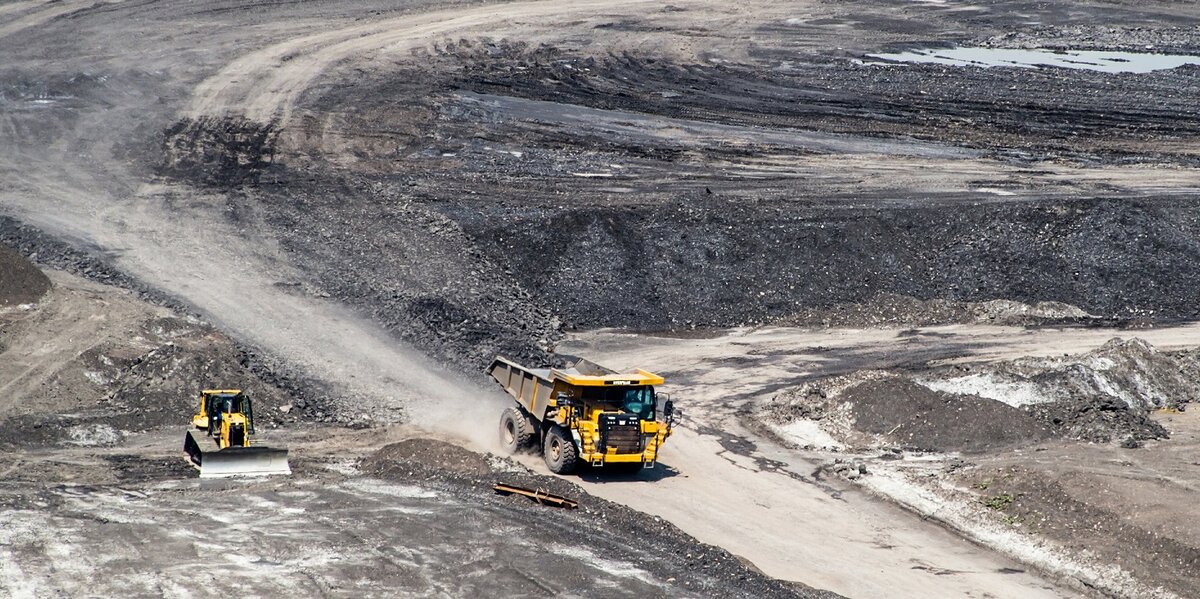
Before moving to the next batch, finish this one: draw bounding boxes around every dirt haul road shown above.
[526,426,1073,598]
[560,322,1200,597]
[4,0,1200,596]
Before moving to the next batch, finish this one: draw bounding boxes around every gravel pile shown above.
[928,338,1196,442]
[982,25,1200,54]
[458,197,1200,331]
[767,338,1194,452]
[0,242,49,306]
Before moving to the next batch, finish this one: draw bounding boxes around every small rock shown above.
[1120,435,1143,449]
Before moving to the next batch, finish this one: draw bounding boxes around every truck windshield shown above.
[580,386,656,419]
[618,387,655,420]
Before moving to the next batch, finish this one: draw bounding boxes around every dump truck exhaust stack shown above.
[184,389,291,478]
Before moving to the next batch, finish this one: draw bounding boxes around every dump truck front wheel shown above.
[499,407,535,453]
[543,425,578,474]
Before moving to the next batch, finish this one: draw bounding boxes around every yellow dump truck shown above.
[487,356,677,474]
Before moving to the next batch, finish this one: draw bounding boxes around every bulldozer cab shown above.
[195,389,255,435]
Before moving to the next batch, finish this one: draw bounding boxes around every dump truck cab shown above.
[488,356,678,474]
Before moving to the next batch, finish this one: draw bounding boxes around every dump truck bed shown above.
[487,356,665,419]
[487,356,557,418]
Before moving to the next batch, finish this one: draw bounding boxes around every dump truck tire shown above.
[543,424,578,474]
[499,407,535,453]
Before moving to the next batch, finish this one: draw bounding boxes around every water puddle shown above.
[868,47,1200,74]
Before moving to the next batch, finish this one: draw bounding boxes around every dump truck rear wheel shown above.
[543,425,578,474]
[499,407,535,453]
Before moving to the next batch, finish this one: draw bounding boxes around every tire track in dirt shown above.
[186,0,658,124]
[0,0,45,19]
[0,0,127,40]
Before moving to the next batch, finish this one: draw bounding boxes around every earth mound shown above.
[361,438,493,478]
[0,243,50,306]
[0,273,294,449]
[767,337,1192,453]
[844,378,1053,453]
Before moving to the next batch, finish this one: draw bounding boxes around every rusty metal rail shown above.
[493,482,579,509]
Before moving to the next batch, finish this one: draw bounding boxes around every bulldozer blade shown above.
[198,447,291,478]
[184,430,291,478]
[184,428,205,466]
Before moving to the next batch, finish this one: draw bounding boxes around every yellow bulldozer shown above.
[487,356,677,474]
[183,389,290,478]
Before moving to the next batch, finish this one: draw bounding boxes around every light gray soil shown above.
[5,0,1200,597]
